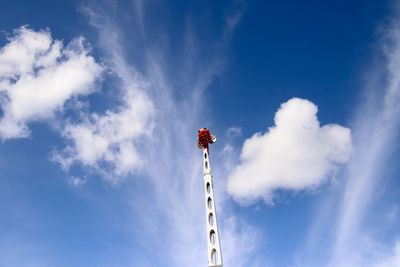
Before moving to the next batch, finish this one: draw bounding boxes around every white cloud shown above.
[228,98,352,203]
[51,8,155,180]
[52,89,154,179]
[0,26,103,139]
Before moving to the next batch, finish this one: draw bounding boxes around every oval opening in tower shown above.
[206,182,211,193]
[210,230,216,245]
[205,160,208,169]
[208,213,214,226]
[211,249,218,265]
[207,197,212,209]
[204,153,208,159]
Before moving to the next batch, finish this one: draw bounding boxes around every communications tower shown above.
[197,128,223,267]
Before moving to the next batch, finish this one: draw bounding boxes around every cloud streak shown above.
[288,5,400,267]
[327,8,400,266]
[53,1,261,267]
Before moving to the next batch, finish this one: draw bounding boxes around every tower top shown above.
[197,128,217,150]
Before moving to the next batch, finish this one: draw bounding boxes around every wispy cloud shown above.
[326,7,400,266]
[58,1,261,266]
[290,4,400,267]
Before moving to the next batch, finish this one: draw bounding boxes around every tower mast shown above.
[197,128,223,267]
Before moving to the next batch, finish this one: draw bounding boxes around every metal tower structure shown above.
[197,128,223,267]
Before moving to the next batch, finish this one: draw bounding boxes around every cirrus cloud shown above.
[227,98,352,203]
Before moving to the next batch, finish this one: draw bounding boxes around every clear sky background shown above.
[0,1,399,267]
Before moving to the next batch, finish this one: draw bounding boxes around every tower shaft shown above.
[203,148,223,267]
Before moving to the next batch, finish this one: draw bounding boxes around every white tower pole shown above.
[203,148,223,267]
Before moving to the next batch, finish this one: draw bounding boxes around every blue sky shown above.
[1,1,400,267]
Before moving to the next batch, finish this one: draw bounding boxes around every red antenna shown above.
[197,128,217,151]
